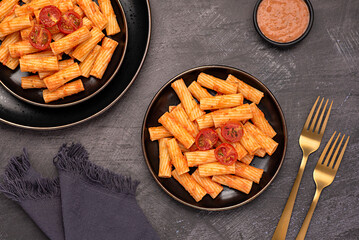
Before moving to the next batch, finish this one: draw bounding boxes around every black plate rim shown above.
[0,0,152,130]
[141,65,288,211]
[0,0,129,108]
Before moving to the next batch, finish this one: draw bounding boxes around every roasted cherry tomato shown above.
[214,143,238,165]
[39,5,62,28]
[28,25,52,50]
[221,121,243,142]
[58,11,83,34]
[195,128,218,150]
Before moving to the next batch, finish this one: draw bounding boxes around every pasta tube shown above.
[0,0,18,22]
[79,45,101,78]
[98,0,120,35]
[239,125,263,156]
[0,14,32,38]
[38,59,75,79]
[200,93,244,110]
[82,16,93,30]
[4,57,18,69]
[198,162,235,177]
[15,0,51,16]
[21,75,46,89]
[184,149,217,167]
[195,113,214,130]
[211,104,253,128]
[77,0,108,30]
[166,138,189,175]
[188,81,213,101]
[73,5,85,18]
[21,50,62,60]
[9,40,42,58]
[234,162,263,184]
[197,72,237,94]
[148,126,173,141]
[43,79,84,103]
[244,122,278,155]
[192,169,223,199]
[250,103,277,138]
[158,138,172,178]
[226,74,264,104]
[50,26,91,55]
[90,37,118,79]
[171,79,205,121]
[172,169,207,202]
[0,32,20,65]
[72,27,105,62]
[158,112,194,149]
[212,175,253,194]
[170,104,199,138]
[43,63,81,91]
[240,154,254,165]
[20,56,59,72]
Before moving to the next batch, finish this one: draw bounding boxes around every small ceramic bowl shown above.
[253,0,314,47]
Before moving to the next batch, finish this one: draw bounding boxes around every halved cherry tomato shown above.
[214,143,238,165]
[58,11,83,34]
[39,5,62,28]
[195,128,218,150]
[221,122,243,142]
[28,25,52,50]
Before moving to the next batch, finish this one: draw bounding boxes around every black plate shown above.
[0,0,151,128]
[0,0,128,107]
[142,66,287,211]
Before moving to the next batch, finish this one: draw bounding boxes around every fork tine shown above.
[314,99,328,133]
[323,133,341,166]
[329,134,345,168]
[319,100,333,135]
[303,96,320,130]
[317,131,336,165]
[333,136,350,171]
[309,97,324,132]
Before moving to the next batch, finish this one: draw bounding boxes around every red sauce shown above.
[257,0,310,43]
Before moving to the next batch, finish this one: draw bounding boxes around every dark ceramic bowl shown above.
[141,65,288,211]
[0,0,128,108]
[253,0,314,47]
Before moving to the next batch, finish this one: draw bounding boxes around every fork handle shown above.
[272,155,308,240]
[296,188,323,240]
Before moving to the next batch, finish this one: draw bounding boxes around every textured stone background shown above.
[0,0,358,239]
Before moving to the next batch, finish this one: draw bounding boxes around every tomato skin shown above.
[195,128,219,151]
[28,25,52,50]
[58,11,83,34]
[221,122,243,143]
[39,5,62,28]
[214,143,238,165]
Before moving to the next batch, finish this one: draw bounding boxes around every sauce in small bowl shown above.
[253,0,314,47]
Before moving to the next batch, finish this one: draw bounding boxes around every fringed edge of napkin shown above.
[54,143,139,196]
[0,149,61,202]
[4,149,31,181]
[0,178,60,202]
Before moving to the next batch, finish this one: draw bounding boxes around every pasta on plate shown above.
[0,0,122,103]
[148,73,278,202]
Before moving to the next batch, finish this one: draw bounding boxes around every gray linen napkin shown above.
[0,144,159,240]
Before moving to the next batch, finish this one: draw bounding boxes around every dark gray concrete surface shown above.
[0,0,358,239]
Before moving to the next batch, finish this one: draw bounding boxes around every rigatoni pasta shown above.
[90,37,117,79]
[158,138,172,178]
[20,56,59,72]
[9,40,42,58]
[43,79,84,103]
[38,58,74,79]
[148,71,279,202]
[166,138,189,175]
[43,63,81,91]
[21,75,46,89]
[0,0,18,22]
[250,103,277,138]
[172,169,207,202]
[79,44,101,78]
[77,0,108,30]
[0,14,32,38]
[158,112,194,149]
[98,0,120,35]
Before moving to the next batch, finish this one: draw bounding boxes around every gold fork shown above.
[272,97,333,240]
[296,132,350,240]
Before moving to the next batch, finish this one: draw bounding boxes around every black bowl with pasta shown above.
[142,65,288,211]
[0,0,128,108]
